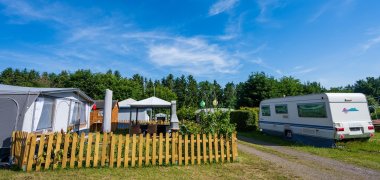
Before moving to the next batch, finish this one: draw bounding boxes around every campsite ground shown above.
[239,131,380,171]
[0,150,297,180]
[2,132,379,179]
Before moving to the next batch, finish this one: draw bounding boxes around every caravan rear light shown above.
[368,126,374,130]
[335,127,345,131]
[339,134,345,139]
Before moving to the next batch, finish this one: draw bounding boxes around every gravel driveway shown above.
[238,136,380,180]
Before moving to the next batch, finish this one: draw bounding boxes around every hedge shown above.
[230,110,257,131]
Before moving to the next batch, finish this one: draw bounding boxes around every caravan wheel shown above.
[285,130,293,139]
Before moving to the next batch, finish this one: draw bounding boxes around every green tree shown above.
[237,72,279,107]
[223,82,237,108]
[186,75,198,108]
[302,81,325,94]
[278,76,303,96]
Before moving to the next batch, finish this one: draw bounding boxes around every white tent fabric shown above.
[0,84,94,150]
[130,96,171,108]
[118,98,136,108]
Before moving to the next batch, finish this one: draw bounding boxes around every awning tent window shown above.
[36,97,54,130]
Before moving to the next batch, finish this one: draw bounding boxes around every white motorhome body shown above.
[259,93,375,146]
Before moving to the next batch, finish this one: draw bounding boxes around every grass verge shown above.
[0,151,296,180]
[239,131,380,171]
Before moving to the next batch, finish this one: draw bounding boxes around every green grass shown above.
[239,131,380,171]
[0,151,296,180]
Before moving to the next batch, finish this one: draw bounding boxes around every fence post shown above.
[101,132,108,167]
[165,133,169,165]
[214,134,219,163]
[202,134,207,163]
[86,133,93,168]
[178,134,182,165]
[208,134,213,163]
[158,133,163,165]
[53,133,62,169]
[152,133,157,165]
[171,133,176,165]
[61,134,70,169]
[117,134,123,168]
[124,135,130,168]
[44,134,54,170]
[77,132,86,168]
[93,132,100,167]
[190,134,195,165]
[220,134,225,163]
[196,134,201,165]
[11,131,15,162]
[26,134,36,172]
[231,133,238,161]
[70,133,78,168]
[145,134,150,166]
[226,135,230,162]
[138,134,143,167]
[109,133,115,168]
[184,135,188,165]
[22,133,32,169]
[36,134,45,171]
[131,134,136,167]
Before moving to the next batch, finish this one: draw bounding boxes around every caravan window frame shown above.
[297,102,327,118]
[275,104,288,114]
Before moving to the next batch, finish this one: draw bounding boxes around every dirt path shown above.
[238,136,380,180]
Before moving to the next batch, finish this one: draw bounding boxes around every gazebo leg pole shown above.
[136,108,138,124]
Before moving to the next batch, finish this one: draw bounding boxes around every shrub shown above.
[180,109,236,137]
[239,107,259,129]
[199,110,236,136]
[230,110,254,131]
[179,120,202,135]
[177,106,197,121]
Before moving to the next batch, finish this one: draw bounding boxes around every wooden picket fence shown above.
[11,131,238,172]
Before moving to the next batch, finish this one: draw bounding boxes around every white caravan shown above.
[259,93,375,146]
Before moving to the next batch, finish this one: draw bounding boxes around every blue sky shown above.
[0,0,379,87]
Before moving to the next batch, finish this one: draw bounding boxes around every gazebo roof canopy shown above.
[130,96,171,108]
[118,98,137,108]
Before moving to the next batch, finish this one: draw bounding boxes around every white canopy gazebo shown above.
[129,96,179,131]
[129,97,171,122]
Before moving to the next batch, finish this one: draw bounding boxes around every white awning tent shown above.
[0,84,94,152]
[129,96,171,108]
[118,98,137,108]
[118,98,149,123]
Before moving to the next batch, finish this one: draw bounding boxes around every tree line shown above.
[1,68,379,109]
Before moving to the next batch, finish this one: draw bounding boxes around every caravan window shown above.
[297,103,327,118]
[275,104,288,114]
[261,105,271,116]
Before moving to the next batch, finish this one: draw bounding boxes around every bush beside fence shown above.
[11,131,238,172]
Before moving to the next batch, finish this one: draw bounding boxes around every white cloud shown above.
[250,58,282,75]
[209,0,238,16]
[308,0,355,23]
[256,0,282,23]
[0,0,243,77]
[361,35,380,52]
[290,67,316,75]
[148,37,240,75]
